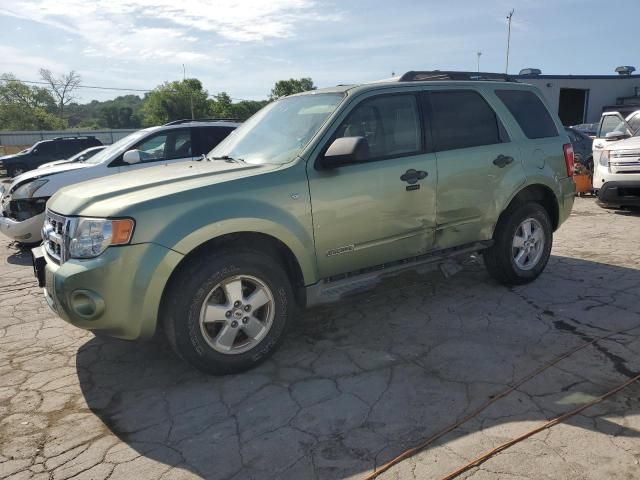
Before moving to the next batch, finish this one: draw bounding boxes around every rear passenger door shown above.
[427,89,524,249]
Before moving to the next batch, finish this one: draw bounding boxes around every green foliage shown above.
[208,93,267,121]
[141,79,209,126]
[0,74,316,131]
[65,95,144,129]
[0,74,64,130]
[270,78,316,100]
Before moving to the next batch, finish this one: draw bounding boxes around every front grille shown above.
[43,210,73,264]
[610,152,640,174]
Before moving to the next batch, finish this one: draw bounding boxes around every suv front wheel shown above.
[483,202,553,285]
[162,250,295,375]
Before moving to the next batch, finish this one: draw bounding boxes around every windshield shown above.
[209,93,344,164]
[83,130,148,164]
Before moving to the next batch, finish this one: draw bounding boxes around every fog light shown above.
[70,290,105,319]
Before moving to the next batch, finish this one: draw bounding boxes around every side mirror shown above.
[123,149,141,165]
[318,137,369,169]
[605,131,629,141]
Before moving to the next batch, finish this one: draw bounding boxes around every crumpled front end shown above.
[0,192,47,243]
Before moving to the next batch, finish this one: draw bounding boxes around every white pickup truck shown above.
[592,110,640,208]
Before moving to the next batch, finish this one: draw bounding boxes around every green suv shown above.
[33,71,576,374]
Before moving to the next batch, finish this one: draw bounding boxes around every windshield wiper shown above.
[208,155,245,163]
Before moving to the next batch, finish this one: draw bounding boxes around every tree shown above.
[270,78,316,100]
[39,69,81,120]
[209,93,268,121]
[0,74,64,130]
[141,78,209,126]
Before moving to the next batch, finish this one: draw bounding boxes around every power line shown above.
[5,78,151,92]
[1,78,255,101]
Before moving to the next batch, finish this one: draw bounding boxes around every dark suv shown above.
[0,136,103,177]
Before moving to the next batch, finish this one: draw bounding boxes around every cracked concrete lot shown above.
[1,197,640,480]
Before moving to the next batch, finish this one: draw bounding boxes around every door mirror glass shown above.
[123,149,142,165]
[319,137,369,169]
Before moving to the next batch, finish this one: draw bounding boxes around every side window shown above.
[135,129,192,162]
[495,90,559,139]
[35,142,57,157]
[335,94,422,160]
[196,127,235,155]
[598,115,631,138]
[628,114,640,133]
[429,90,504,152]
[58,140,79,157]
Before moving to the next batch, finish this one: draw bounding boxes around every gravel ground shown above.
[1,197,639,480]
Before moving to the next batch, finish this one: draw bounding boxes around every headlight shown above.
[599,150,609,167]
[69,218,135,258]
[12,179,48,199]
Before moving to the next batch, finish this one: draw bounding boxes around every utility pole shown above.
[477,51,482,73]
[183,64,194,119]
[505,9,514,74]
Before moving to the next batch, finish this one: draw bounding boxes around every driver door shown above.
[593,112,632,166]
[117,128,195,172]
[307,92,437,279]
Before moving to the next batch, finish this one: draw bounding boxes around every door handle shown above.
[400,169,428,184]
[493,154,514,168]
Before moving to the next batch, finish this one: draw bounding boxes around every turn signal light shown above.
[111,219,135,245]
[563,143,575,177]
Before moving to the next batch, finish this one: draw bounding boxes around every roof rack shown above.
[49,135,96,140]
[163,118,242,126]
[398,71,518,83]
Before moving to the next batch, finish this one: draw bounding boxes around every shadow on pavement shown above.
[6,247,35,266]
[77,255,640,479]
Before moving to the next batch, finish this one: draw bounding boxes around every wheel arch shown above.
[496,183,560,235]
[160,231,310,312]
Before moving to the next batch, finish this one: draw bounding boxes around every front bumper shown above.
[0,212,44,242]
[36,243,184,340]
[596,180,640,208]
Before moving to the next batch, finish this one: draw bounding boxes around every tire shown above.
[9,165,27,177]
[162,249,295,375]
[483,202,552,286]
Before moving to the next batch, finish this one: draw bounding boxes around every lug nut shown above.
[234,301,241,308]
[242,317,249,324]
[244,305,251,312]
[231,321,238,328]
[225,311,232,318]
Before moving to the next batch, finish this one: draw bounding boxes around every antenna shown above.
[505,9,514,74]
[477,51,482,73]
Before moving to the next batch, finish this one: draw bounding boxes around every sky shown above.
[1,0,638,103]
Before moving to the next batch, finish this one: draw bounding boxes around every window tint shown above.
[135,129,192,162]
[429,90,503,151]
[35,142,57,155]
[196,126,235,155]
[335,94,421,160]
[495,90,558,139]
[58,140,80,157]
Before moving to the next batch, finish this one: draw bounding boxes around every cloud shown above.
[0,45,68,77]
[0,0,339,66]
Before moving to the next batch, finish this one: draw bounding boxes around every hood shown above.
[607,136,640,151]
[50,160,278,217]
[0,152,27,162]
[10,162,90,185]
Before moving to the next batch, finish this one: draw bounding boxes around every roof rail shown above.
[163,118,242,126]
[49,135,96,141]
[398,71,518,83]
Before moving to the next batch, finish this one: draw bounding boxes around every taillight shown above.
[563,143,575,177]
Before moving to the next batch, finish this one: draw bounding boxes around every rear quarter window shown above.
[495,90,559,139]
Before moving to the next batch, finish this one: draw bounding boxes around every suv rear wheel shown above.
[483,202,552,285]
[162,250,294,375]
